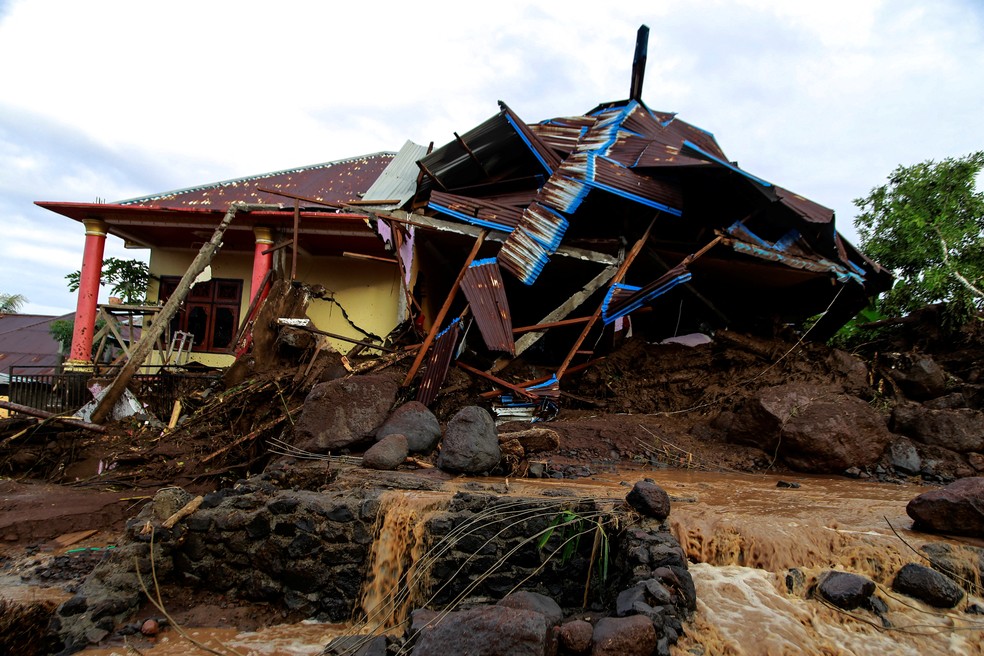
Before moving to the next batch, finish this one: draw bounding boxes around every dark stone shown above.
[892,563,965,608]
[729,383,892,473]
[324,634,388,656]
[375,401,442,453]
[557,619,593,654]
[268,497,300,515]
[887,355,947,400]
[246,512,271,539]
[59,595,88,617]
[626,480,671,520]
[496,590,563,626]
[786,568,806,595]
[815,571,875,610]
[776,480,801,488]
[410,605,551,656]
[363,434,409,471]
[591,615,657,656]
[892,405,984,454]
[920,542,984,594]
[292,375,399,452]
[906,477,984,537]
[885,437,922,475]
[437,406,501,474]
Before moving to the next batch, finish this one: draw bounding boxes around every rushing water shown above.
[71,468,983,655]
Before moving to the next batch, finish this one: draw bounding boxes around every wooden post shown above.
[402,230,488,386]
[555,218,657,381]
[90,202,278,424]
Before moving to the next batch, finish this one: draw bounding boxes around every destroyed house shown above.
[36,71,890,410]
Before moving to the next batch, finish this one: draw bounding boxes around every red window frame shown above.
[158,276,243,353]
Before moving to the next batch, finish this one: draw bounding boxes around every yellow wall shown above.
[296,255,404,353]
[145,249,403,367]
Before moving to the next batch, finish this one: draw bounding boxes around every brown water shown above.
[75,468,984,655]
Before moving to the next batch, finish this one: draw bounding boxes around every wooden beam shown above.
[402,230,488,386]
[555,217,657,380]
[456,361,535,399]
[90,203,277,424]
[0,400,106,433]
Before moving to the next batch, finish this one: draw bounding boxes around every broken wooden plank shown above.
[51,529,99,549]
[90,202,278,424]
[0,400,106,433]
[456,361,536,399]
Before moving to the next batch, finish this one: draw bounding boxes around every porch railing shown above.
[6,365,222,420]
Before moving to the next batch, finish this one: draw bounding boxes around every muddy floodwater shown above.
[70,468,983,656]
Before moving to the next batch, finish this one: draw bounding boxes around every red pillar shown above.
[250,226,274,305]
[68,219,107,365]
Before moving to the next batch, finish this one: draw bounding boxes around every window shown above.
[159,277,243,353]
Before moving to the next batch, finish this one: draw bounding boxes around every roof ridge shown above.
[116,151,396,205]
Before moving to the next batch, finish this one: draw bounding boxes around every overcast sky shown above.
[2,0,982,315]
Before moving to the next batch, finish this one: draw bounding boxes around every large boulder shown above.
[410,605,553,656]
[375,401,442,454]
[729,383,892,473]
[292,375,398,452]
[437,406,501,474]
[362,434,408,471]
[815,571,875,610]
[591,615,657,656]
[891,405,984,454]
[906,477,984,536]
[892,563,964,608]
[496,590,563,626]
[884,437,922,475]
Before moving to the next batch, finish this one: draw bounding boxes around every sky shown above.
[1,0,982,315]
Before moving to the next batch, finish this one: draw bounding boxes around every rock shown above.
[591,615,657,656]
[626,480,671,520]
[375,401,442,454]
[827,349,872,395]
[292,375,398,452]
[729,383,892,473]
[324,634,388,656]
[437,406,501,474]
[892,405,984,454]
[815,571,875,610]
[969,453,984,472]
[906,477,984,537]
[892,563,965,608]
[885,437,922,475]
[920,543,984,594]
[558,619,593,654]
[498,428,561,454]
[140,618,159,636]
[362,434,409,471]
[151,487,193,521]
[496,590,563,626]
[887,355,947,400]
[410,605,552,656]
[776,480,801,488]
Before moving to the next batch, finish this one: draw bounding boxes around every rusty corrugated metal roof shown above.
[118,153,394,209]
[416,318,463,406]
[0,313,71,379]
[459,259,514,355]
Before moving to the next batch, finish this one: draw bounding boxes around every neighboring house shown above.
[37,153,405,369]
[0,313,71,416]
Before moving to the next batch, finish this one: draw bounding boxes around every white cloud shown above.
[1,0,982,312]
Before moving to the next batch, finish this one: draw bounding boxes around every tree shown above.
[854,151,984,328]
[66,257,153,305]
[0,293,28,314]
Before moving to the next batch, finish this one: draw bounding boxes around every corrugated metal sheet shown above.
[428,191,523,232]
[459,259,515,354]
[601,264,692,324]
[496,229,550,285]
[118,153,395,209]
[416,318,463,406]
[774,186,834,225]
[361,140,431,208]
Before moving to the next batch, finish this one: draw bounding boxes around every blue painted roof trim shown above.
[682,140,773,188]
[428,202,515,234]
[504,113,554,175]
[601,274,692,324]
[526,375,559,392]
[583,179,683,216]
[436,316,463,339]
[470,257,498,268]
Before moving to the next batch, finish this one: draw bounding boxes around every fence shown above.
[5,365,222,420]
